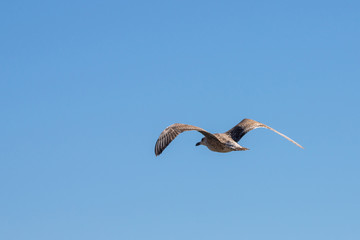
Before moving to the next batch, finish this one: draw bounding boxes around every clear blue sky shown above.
[1,0,359,239]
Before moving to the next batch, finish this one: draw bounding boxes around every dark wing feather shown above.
[225,119,304,148]
[155,123,218,156]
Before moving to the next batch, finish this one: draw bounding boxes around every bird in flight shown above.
[155,118,303,156]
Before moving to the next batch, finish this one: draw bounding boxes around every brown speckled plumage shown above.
[155,118,303,156]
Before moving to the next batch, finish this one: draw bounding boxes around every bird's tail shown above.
[236,147,249,151]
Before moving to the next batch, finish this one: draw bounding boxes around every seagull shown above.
[155,118,303,156]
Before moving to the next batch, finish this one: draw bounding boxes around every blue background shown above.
[1,0,359,239]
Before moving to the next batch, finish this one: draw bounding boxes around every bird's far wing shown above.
[225,119,304,149]
[155,123,219,156]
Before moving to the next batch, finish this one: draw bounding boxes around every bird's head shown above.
[195,137,205,146]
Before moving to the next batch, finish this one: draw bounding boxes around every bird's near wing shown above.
[225,119,304,149]
[155,123,219,156]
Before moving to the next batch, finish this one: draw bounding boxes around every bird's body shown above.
[154,118,303,156]
[201,133,247,153]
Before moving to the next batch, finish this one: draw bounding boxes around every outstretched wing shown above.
[155,123,219,156]
[225,119,304,149]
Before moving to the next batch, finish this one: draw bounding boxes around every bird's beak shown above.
[195,142,201,146]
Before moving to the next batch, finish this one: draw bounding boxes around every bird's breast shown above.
[205,140,234,153]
